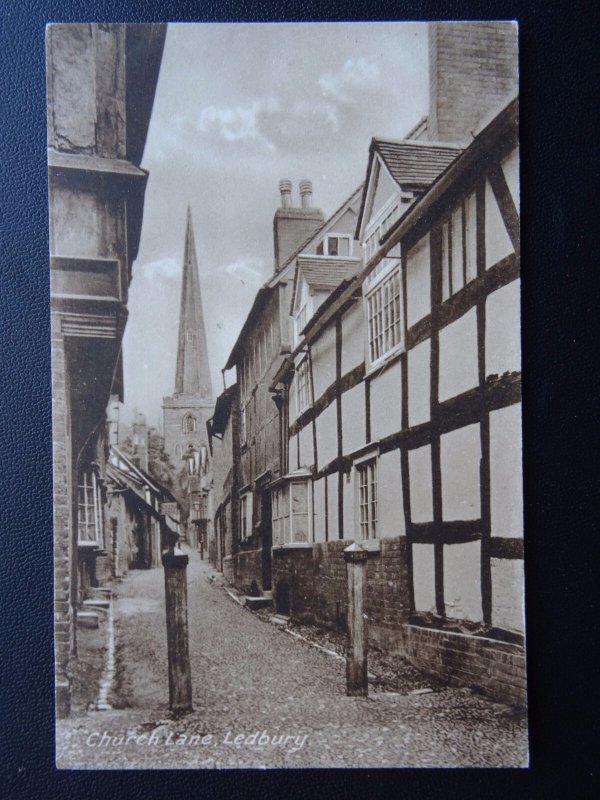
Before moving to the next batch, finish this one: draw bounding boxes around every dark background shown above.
[1,2,597,797]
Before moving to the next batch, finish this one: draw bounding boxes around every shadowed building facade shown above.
[48,23,166,717]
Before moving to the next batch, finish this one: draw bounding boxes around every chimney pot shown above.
[279,179,292,208]
[299,179,313,209]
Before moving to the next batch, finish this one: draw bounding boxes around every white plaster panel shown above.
[370,362,402,441]
[439,308,479,402]
[443,541,483,622]
[408,445,433,523]
[485,279,521,377]
[408,338,431,427]
[440,423,481,521]
[377,450,405,538]
[491,557,525,633]
[315,402,337,470]
[298,424,314,469]
[326,473,339,539]
[412,544,436,613]
[406,235,431,328]
[485,179,514,268]
[490,404,523,537]
[313,478,327,543]
[311,325,336,399]
[501,146,520,214]
[341,383,366,455]
[341,306,365,375]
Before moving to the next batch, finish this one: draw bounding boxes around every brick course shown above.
[405,624,527,707]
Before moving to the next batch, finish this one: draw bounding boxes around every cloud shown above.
[137,257,180,280]
[219,256,266,287]
[196,97,279,150]
[319,58,380,103]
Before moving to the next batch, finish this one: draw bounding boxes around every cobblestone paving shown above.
[56,548,528,769]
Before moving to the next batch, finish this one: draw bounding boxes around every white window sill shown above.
[365,346,404,377]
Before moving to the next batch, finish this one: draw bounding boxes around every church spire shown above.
[174,206,213,399]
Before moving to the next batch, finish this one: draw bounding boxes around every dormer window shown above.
[316,234,352,257]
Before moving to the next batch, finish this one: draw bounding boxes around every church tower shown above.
[162,207,214,464]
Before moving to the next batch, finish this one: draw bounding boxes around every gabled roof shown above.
[374,138,462,189]
[224,184,364,372]
[290,256,361,314]
[268,183,364,288]
[356,138,463,239]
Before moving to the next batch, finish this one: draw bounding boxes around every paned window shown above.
[357,459,377,539]
[366,267,402,364]
[272,478,311,545]
[316,234,353,257]
[78,470,103,546]
[296,358,311,413]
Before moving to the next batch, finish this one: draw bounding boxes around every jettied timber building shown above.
[48,23,166,717]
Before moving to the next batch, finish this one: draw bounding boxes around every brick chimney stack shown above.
[273,179,324,272]
[428,21,518,143]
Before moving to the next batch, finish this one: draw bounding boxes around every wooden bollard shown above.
[162,549,193,713]
[343,542,369,697]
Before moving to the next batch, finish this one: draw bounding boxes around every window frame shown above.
[295,356,311,415]
[182,414,197,434]
[364,259,403,370]
[239,492,252,540]
[77,469,103,547]
[271,472,313,546]
[356,457,378,540]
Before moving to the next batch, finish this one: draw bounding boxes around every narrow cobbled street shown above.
[56,549,528,769]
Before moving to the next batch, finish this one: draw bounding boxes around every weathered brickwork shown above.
[231,548,264,595]
[272,537,411,652]
[405,624,527,707]
[428,22,518,143]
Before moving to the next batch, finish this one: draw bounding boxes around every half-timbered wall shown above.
[277,114,523,704]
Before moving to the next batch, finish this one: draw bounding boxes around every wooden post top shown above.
[162,551,189,569]
[343,542,368,563]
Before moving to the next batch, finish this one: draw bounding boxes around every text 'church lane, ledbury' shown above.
[56,549,528,768]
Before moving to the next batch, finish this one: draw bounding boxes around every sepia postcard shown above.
[49,21,527,769]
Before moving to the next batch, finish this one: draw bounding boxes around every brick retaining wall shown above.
[404,624,527,707]
[231,548,264,594]
[272,537,411,653]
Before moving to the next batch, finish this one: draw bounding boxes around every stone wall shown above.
[404,624,527,707]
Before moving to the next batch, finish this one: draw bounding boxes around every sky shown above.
[122,22,429,427]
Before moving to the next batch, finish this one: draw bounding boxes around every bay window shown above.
[272,471,312,545]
